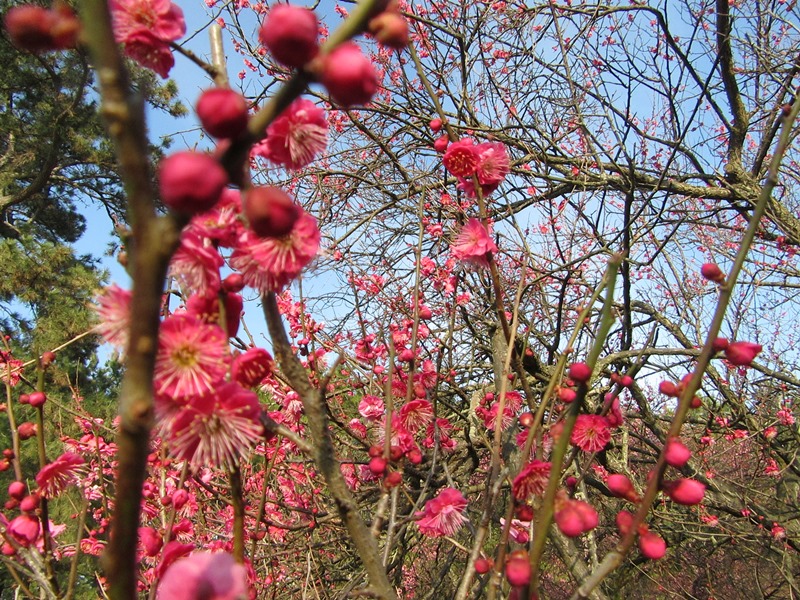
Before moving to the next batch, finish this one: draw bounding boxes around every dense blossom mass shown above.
[2,0,799,598]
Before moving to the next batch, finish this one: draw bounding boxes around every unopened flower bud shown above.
[568,362,592,383]
[474,556,493,574]
[368,11,409,49]
[8,481,26,500]
[724,341,762,367]
[658,381,679,397]
[663,478,706,506]
[320,42,379,107]
[259,4,319,68]
[639,531,667,559]
[159,152,228,214]
[19,494,39,512]
[196,88,249,139]
[17,422,37,440]
[664,438,691,467]
[244,186,302,238]
[369,456,387,475]
[505,550,531,587]
[607,474,639,502]
[383,471,402,488]
[28,392,46,408]
[700,262,725,283]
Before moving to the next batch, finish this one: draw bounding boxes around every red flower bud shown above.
[244,186,302,238]
[28,391,46,408]
[515,503,534,521]
[558,387,577,403]
[4,4,78,53]
[39,351,56,367]
[712,337,729,352]
[369,457,387,475]
[663,478,706,506]
[474,556,493,574]
[8,481,26,500]
[658,381,679,397]
[159,152,228,214]
[568,362,592,383]
[417,305,432,320]
[17,422,37,440]
[616,510,635,536]
[19,494,39,512]
[429,118,443,132]
[724,341,762,367]
[505,550,531,587]
[320,42,379,107]
[368,11,409,49]
[258,4,318,68]
[196,88,249,139]
[639,531,667,559]
[664,438,691,467]
[433,135,450,153]
[383,471,402,488]
[700,263,725,283]
[607,474,639,502]
[518,412,534,428]
[406,449,423,465]
[554,497,599,537]
[222,273,245,293]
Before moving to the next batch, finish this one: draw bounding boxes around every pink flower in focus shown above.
[475,142,510,186]
[231,347,273,388]
[35,453,85,499]
[512,460,551,501]
[450,218,498,268]
[399,399,433,433]
[443,139,478,178]
[154,314,229,403]
[169,382,263,470]
[416,487,468,537]
[157,551,248,600]
[168,231,224,294]
[110,0,185,77]
[229,210,320,292]
[358,395,385,420]
[253,98,328,171]
[94,284,132,350]
[570,414,611,453]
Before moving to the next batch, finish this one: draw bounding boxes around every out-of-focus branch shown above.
[78,2,184,598]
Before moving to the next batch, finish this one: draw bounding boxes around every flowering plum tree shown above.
[1,0,800,599]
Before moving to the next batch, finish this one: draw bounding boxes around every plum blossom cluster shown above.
[440,137,510,198]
